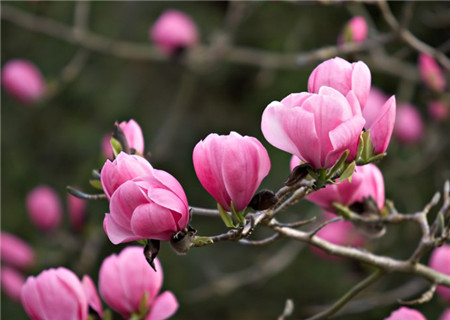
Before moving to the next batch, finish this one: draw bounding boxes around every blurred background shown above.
[1,1,449,319]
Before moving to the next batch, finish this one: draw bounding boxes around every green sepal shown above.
[89,179,103,190]
[138,292,150,317]
[136,239,148,246]
[327,149,349,180]
[110,137,122,157]
[230,202,246,226]
[332,202,354,219]
[359,130,375,164]
[339,161,356,183]
[366,152,387,164]
[193,236,213,246]
[356,132,365,162]
[217,203,235,228]
[101,309,113,320]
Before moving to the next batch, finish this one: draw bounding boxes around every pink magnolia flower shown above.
[429,244,450,302]
[440,309,450,320]
[150,9,198,56]
[81,275,103,318]
[338,16,368,44]
[1,266,25,302]
[428,100,449,122]
[308,57,371,109]
[363,88,396,154]
[306,164,385,213]
[0,232,35,269]
[100,152,153,200]
[103,169,190,244]
[99,246,178,320]
[1,59,45,105]
[311,212,365,260]
[384,307,426,320]
[193,131,271,211]
[118,119,145,155]
[67,194,86,232]
[261,86,365,169]
[419,53,446,93]
[394,103,424,144]
[21,267,88,320]
[26,185,62,232]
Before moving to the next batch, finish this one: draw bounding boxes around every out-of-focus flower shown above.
[21,267,88,320]
[261,86,365,169]
[99,246,178,320]
[429,244,450,302]
[384,307,426,320]
[310,212,365,260]
[428,100,449,122]
[193,131,271,211]
[394,103,424,144]
[338,16,368,44]
[419,53,446,93]
[1,266,25,302]
[308,57,371,108]
[67,193,86,232]
[103,169,189,244]
[100,152,153,200]
[81,275,103,318]
[362,88,396,155]
[0,232,35,269]
[440,309,450,320]
[101,133,114,159]
[150,9,198,56]
[306,163,385,213]
[118,119,145,155]
[1,59,45,105]
[26,185,62,232]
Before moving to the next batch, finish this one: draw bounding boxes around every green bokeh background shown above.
[2,1,449,319]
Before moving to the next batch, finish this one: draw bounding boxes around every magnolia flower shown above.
[0,232,35,269]
[261,86,365,169]
[384,307,426,320]
[99,247,178,320]
[394,103,424,144]
[193,131,271,211]
[1,266,25,302]
[429,244,450,302]
[418,53,446,93]
[338,16,368,44]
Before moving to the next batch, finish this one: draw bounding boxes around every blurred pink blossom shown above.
[67,193,86,232]
[193,131,271,211]
[26,185,62,232]
[440,309,450,320]
[262,86,365,169]
[1,59,46,105]
[384,306,426,320]
[0,231,35,269]
[394,103,424,144]
[338,16,368,44]
[306,164,385,213]
[103,167,189,244]
[150,9,198,56]
[429,244,450,302]
[21,267,89,320]
[1,266,25,302]
[99,246,178,320]
[428,100,449,122]
[419,53,446,93]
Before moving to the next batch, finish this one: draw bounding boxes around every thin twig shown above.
[305,269,385,320]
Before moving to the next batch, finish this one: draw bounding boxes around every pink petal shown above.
[146,291,179,320]
[103,214,141,244]
[351,61,371,108]
[82,275,103,318]
[130,203,178,241]
[366,96,396,154]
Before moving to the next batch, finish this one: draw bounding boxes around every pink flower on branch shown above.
[394,103,424,144]
[99,246,178,320]
[261,86,365,169]
[103,168,190,244]
[193,131,271,212]
[429,244,450,303]
[308,57,371,109]
[338,16,368,45]
[1,59,46,105]
[0,232,35,270]
[117,119,145,155]
[384,306,426,320]
[419,53,446,93]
